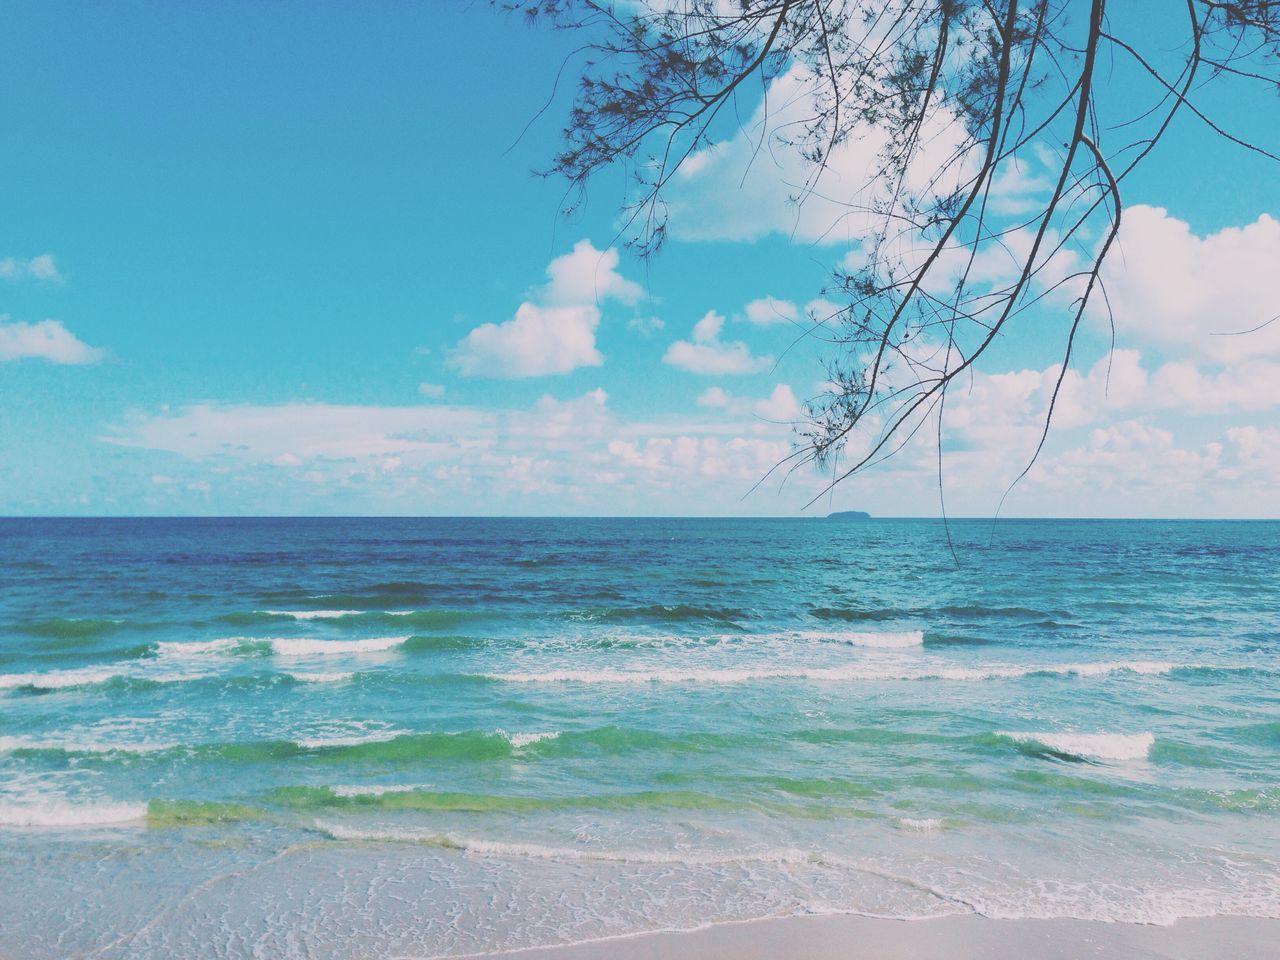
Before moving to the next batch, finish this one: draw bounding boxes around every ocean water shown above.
[1,517,1277,957]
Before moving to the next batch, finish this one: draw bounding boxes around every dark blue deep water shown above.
[1,518,1277,956]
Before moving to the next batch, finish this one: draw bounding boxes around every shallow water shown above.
[1,517,1277,957]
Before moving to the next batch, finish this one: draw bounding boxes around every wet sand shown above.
[474,914,1280,960]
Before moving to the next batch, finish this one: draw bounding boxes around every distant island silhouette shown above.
[826,510,871,520]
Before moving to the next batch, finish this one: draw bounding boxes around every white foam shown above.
[294,729,406,750]
[288,671,355,683]
[562,630,925,650]
[261,609,364,620]
[791,630,924,648]
[330,783,433,798]
[498,730,560,748]
[486,661,1178,685]
[1059,661,1167,677]
[269,636,408,657]
[958,873,1280,925]
[315,821,817,866]
[998,730,1155,761]
[0,801,147,828]
[154,637,255,658]
[0,667,209,692]
[0,667,119,690]
[897,818,945,832]
[963,661,1176,680]
[0,736,177,755]
[696,630,924,648]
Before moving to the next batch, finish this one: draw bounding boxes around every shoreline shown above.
[470,914,1280,960]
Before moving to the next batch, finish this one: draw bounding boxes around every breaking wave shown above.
[486,661,1179,685]
[996,731,1156,762]
[0,801,147,828]
[269,636,409,656]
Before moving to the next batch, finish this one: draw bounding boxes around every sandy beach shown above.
[476,914,1280,960]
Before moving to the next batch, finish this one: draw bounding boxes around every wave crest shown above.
[486,661,1177,685]
[270,636,408,656]
[997,730,1155,761]
[0,801,147,828]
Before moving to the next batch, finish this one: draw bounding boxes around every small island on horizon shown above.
[826,510,871,520]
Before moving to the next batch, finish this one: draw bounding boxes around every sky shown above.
[2,2,1278,518]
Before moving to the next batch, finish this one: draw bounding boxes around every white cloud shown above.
[0,318,103,364]
[606,435,791,482]
[743,297,798,325]
[697,386,731,408]
[695,383,801,421]
[1147,359,1280,413]
[692,310,724,343]
[884,341,1280,515]
[985,155,1052,216]
[109,402,500,464]
[455,303,602,378]
[418,382,446,399]
[91,345,1280,517]
[663,339,770,376]
[841,224,1082,301]
[802,298,847,334]
[627,315,665,335]
[934,343,1280,475]
[1224,425,1280,482]
[453,240,638,378]
[0,253,62,282]
[542,240,643,307]
[1036,420,1226,494]
[663,310,773,375]
[103,386,825,511]
[1099,206,1280,363]
[664,65,972,245]
[753,384,802,421]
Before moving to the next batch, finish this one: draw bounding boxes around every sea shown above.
[1,517,1277,957]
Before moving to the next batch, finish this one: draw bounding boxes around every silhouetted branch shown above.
[507,0,1280,495]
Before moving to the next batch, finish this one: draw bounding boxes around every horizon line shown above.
[0,515,1275,522]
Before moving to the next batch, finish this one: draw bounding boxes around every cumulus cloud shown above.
[1223,425,1280,482]
[980,415,1280,517]
[743,297,798,325]
[663,310,773,375]
[841,223,1083,302]
[103,385,823,511]
[1099,206,1280,363]
[697,386,731,408]
[880,339,1280,514]
[1035,420,1225,495]
[606,435,791,483]
[753,384,802,421]
[664,65,973,245]
[0,318,103,364]
[94,346,1280,517]
[985,154,1053,216]
[453,240,639,378]
[1146,359,1280,413]
[0,253,62,282]
[541,240,643,307]
[454,302,603,378]
[695,383,802,421]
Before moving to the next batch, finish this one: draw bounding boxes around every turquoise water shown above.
[1,517,1277,957]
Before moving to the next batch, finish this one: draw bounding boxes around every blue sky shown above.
[2,2,1278,517]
